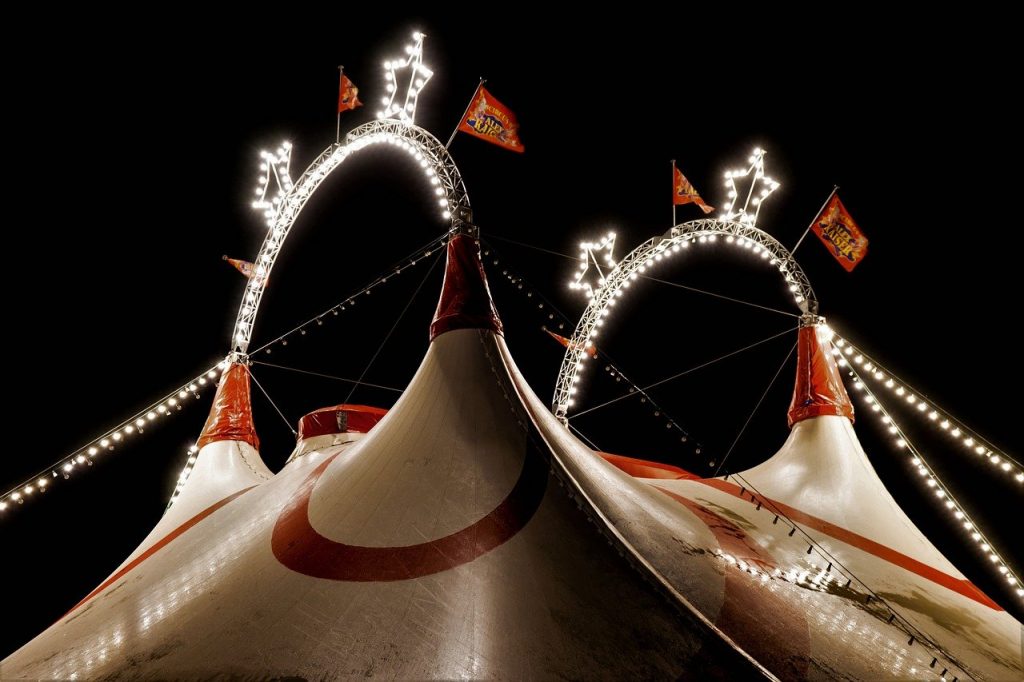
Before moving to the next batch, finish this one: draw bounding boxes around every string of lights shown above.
[0,363,227,516]
[481,242,711,465]
[839,350,1023,602]
[1,233,449,519]
[722,470,969,680]
[833,334,1021,482]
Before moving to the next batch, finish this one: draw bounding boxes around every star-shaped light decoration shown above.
[377,31,433,123]
[569,232,617,298]
[721,147,780,226]
[251,141,293,229]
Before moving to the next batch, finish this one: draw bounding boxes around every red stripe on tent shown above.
[663,479,1001,611]
[430,234,503,340]
[597,451,699,480]
[272,446,547,581]
[658,487,811,679]
[65,487,256,617]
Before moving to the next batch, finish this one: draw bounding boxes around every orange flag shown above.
[544,327,598,358]
[223,255,255,279]
[457,85,524,152]
[673,166,714,214]
[337,74,362,114]
[811,194,868,272]
[223,255,269,288]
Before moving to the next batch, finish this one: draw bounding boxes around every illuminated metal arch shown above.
[231,120,470,353]
[552,219,817,421]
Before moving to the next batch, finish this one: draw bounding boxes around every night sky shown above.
[3,14,1020,657]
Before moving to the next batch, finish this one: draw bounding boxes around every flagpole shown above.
[671,159,677,227]
[791,185,838,256]
[445,78,486,150]
[336,65,344,145]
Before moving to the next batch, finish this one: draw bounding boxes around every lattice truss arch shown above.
[231,120,471,353]
[552,219,817,420]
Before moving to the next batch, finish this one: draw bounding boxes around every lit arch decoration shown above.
[552,219,817,421]
[231,120,471,353]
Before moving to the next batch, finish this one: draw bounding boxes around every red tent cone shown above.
[197,362,260,449]
[430,231,503,340]
[787,322,854,428]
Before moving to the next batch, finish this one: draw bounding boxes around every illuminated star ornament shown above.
[569,232,617,298]
[251,141,294,229]
[378,32,434,123]
[721,147,780,226]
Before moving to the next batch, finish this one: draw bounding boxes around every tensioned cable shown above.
[483,239,708,454]
[344,252,443,403]
[569,423,602,452]
[722,469,974,680]
[713,341,797,476]
[487,233,581,262]
[571,326,797,419]
[641,274,800,318]
[487,232,797,318]
[250,231,450,355]
[838,334,1020,469]
[248,367,297,436]
[251,361,403,394]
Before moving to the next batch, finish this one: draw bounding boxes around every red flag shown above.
[810,194,868,272]
[457,85,524,152]
[544,327,598,358]
[673,167,714,214]
[337,74,362,114]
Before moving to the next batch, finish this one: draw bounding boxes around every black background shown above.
[2,13,1021,657]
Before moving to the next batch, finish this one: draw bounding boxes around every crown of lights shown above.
[251,142,293,229]
[721,147,780,225]
[568,232,617,298]
[378,32,433,123]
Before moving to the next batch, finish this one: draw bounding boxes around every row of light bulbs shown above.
[570,232,617,298]
[257,235,444,354]
[720,148,781,224]
[833,335,1022,484]
[377,32,432,122]
[2,228,446,517]
[836,345,1023,602]
[484,244,709,461]
[250,142,294,229]
[714,493,964,681]
[562,228,805,411]
[235,131,455,350]
[0,363,227,516]
[167,444,201,508]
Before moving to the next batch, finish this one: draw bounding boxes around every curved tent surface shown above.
[585,325,1023,680]
[0,235,767,680]
[2,234,1020,680]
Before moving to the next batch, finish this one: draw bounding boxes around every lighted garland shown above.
[834,335,1021,484]
[553,219,816,421]
[835,340,1023,602]
[481,242,711,463]
[0,363,226,515]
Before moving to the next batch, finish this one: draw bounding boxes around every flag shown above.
[457,86,524,152]
[222,254,272,289]
[810,194,868,272]
[673,166,714,214]
[337,74,362,114]
[544,327,598,358]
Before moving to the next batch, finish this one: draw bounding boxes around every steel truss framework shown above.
[552,219,817,421]
[231,120,470,353]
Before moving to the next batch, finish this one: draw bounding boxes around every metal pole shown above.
[792,185,839,255]
[336,65,344,145]
[445,79,485,149]
[671,159,677,227]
